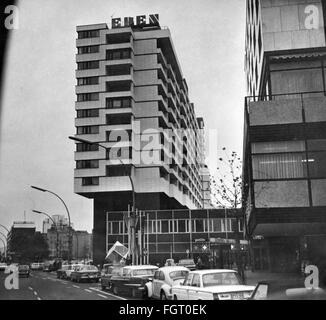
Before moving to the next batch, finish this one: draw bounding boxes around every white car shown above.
[145,266,189,300]
[30,262,44,271]
[0,263,7,271]
[171,269,255,300]
[65,264,84,280]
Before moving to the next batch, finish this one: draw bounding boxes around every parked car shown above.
[171,269,255,300]
[65,264,84,280]
[57,264,71,279]
[0,263,7,271]
[177,259,196,270]
[30,262,44,271]
[145,266,189,300]
[250,282,326,300]
[164,259,176,267]
[109,265,159,298]
[70,265,100,283]
[101,265,123,290]
[18,265,30,278]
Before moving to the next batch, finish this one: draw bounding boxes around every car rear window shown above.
[132,269,157,276]
[169,270,189,279]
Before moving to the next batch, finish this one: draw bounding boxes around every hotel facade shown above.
[73,16,211,263]
[243,0,326,272]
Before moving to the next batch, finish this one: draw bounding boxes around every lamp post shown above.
[31,186,72,263]
[68,136,138,264]
[32,210,59,259]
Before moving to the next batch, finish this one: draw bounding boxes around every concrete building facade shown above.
[243,0,326,272]
[73,16,209,263]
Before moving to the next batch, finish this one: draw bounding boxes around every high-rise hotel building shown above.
[73,16,210,263]
[243,0,326,272]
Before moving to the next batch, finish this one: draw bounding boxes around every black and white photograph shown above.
[1,0,326,310]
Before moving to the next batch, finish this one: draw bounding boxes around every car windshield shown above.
[169,270,189,279]
[202,272,241,287]
[19,265,29,270]
[81,265,98,271]
[132,269,157,276]
[179,260,194,264]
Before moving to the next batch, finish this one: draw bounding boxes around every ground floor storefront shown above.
[250,235,326,273]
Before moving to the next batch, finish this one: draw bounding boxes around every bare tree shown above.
[210,148,245,281]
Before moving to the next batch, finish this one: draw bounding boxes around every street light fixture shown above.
[68,135,138,265]
[31,186,72,263]
[0,224,9,234]
[32,210,60,259]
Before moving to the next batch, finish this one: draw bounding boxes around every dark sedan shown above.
[18,265,30,278]
[70,265,100,283]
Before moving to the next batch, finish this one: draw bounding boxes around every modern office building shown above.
[243,0,326,272]
[73,16,209,263]
[106,208,246,267]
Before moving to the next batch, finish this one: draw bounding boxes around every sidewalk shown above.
[244,270,305,288]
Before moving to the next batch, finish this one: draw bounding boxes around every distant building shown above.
[46,226,92,260]
[42,215,73,233]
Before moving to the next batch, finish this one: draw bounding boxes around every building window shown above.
[106,97,132,109]
[107,147,132,160]
[210,219,223,232]
[78,30,99,39]
[77,77,99,86]
[77,45,99,54]
[82,177,99,186]
[77,126,99,135]
[76,160,99,169]
[251,141,305,154]
[307,152,326,178]
[77,93,99,102]
[77,109,99,118]
[76,143,99,152]
[106,81,131,92]
[107,130,132,142]
[106,64,131,76]
[161,220,169,233]
[106,49,131,60]
[252,153,307,180]
[195,220,204,233]
[106,33,130,44]
[106,165,131,177]
[106,113,132,125]
[77,61,99,70]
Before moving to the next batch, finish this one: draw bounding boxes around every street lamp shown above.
[0,224,9,234]
[31,186,72,263]
[68,136,135,210]
[32,210,60,259]
[68,135,138,264]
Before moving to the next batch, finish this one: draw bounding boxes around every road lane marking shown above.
[28,287,33,291]
[72,285,80,289]
[89,287,127,300]
[97,294,108,299]
[37,297,41,300]
[84,289,92,293]
[33,291,38,296]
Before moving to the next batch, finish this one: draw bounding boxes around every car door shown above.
[176,273,194,300]
[188,273,201,300]
[152,271,161,298]
[153,271,165,298]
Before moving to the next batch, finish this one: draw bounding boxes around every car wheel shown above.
[112,285,118,295]
[160,291,167,300]
[173,295,178,300]
[101,285,106,291]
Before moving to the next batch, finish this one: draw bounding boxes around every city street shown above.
[0,271,128,300]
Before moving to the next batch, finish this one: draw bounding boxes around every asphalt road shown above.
[0,270,129,300]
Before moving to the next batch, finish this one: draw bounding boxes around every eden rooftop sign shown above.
[111,14,159,29]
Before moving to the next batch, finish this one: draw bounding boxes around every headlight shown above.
[243,291,252,299]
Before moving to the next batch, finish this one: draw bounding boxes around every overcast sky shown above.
[0,0,246,234]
